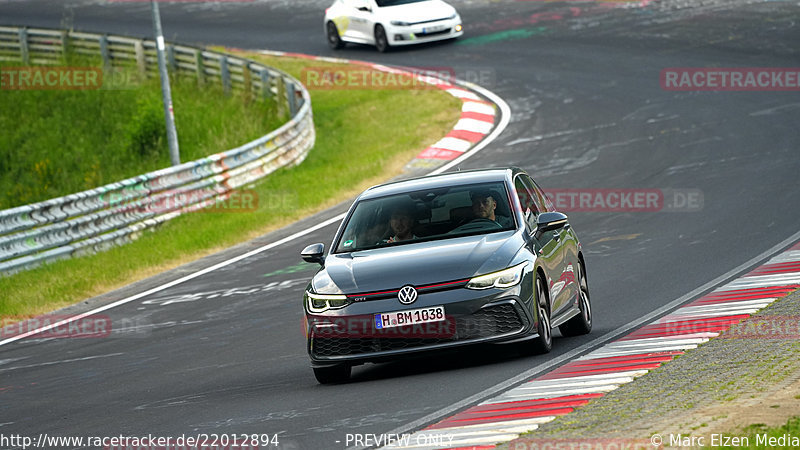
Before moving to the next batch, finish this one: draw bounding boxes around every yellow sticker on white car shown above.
[333,16,350,36]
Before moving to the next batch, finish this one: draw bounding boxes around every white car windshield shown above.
[334,182,516,253]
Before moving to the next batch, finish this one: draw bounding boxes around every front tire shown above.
[327,22,345,50]
[523,276,552,355]
[559,261,592,337]
[313,364,351,384]
[374,24,390,53]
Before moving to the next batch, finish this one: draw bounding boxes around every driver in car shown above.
[470,190,512,228]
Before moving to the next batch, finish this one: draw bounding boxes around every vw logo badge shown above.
[398,285,418,305]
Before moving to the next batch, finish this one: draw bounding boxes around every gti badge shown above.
[398,285,418,305]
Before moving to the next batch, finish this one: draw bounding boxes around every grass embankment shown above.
[0,50,462,320]
[0,62,285,209]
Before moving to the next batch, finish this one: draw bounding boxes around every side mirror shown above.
[301,243,325,266]
[536,212,569,235]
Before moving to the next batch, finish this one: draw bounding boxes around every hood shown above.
[377,0,457,24]
[315,231,522,294]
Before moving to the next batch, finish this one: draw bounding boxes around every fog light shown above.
[455,24,463,32]
[394,34,405,41]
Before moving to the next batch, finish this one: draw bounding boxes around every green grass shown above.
[0,62,285,209]
[715,417,800,449]
[0,50,462,320]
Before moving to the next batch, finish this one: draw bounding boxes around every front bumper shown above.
[305,285,534,367]
[386,19,463,46]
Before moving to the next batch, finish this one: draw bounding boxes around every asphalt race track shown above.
[1,0,799,448]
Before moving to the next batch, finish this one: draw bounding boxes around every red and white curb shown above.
[383,241,800,450]
[256,51,498,169]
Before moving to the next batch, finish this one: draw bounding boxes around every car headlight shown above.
[306,291,351,313]
[391,20,411,26]
[466,262,527,290]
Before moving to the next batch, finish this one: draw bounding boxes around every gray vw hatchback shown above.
[301,168,591,383]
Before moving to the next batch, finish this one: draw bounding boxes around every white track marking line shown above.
[714,273,800,291]
[429,137,472,152]
[496,385,623,399]
[0,353,123,372]
[659,310,760,320]
[512,377,637,391]
[620,332,720,342]
[519,370,648,384]
[764,251,800,264]
[669,302,775,316]
[462,101,496,116]
[454,118,494,134]
[446,88,482,100]
[603,337,709,348]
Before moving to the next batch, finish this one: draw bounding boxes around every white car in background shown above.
[324,0,463,52]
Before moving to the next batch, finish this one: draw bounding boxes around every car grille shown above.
[311,304,524,358]
[410,17,452,25]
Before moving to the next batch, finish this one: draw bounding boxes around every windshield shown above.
[375,0,429,7]
[334,182,516,253]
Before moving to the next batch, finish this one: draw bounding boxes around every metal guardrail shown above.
[0,26,315,275]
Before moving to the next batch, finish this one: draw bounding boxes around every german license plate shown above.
[422,25,446,35]
[375,305,445,329]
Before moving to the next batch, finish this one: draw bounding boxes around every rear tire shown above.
[559,261,592,337]
[327,22,345,50]
[523,276,552,355]
[313,365,351,384]
[374,25,390,53]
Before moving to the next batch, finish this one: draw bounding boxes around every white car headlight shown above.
[306,291,351,313]
[466,262,527,290]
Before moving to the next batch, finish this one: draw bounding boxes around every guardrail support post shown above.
[195,49,205,85]
[18,28,30,64]
[260,69,272,101]
[134,40,146,76]
[220,55,231,95]
[242,64,253,104]
[166,44,176,72]
[286,81,297,117]
[98,35,111,70]
[60,30,70,62]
